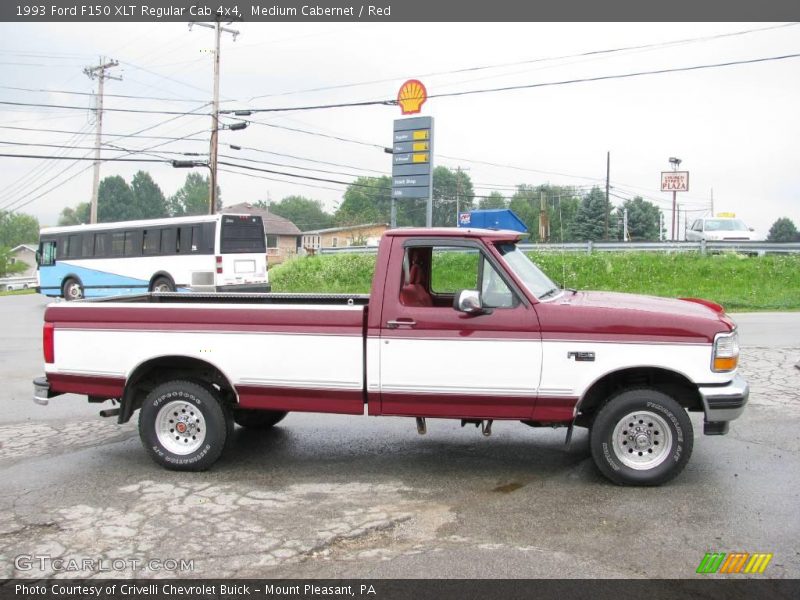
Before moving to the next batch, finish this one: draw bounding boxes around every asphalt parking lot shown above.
[0,293,798,579]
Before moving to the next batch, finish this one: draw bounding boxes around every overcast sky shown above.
[1,21,798,235]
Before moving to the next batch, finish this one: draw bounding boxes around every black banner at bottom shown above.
[2,580,799,600]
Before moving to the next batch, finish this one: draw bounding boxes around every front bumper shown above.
[698,373,749,435]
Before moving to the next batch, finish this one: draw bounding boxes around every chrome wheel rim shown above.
[153,282,171,292]
[155,400,206,455]
[611,410,672,470]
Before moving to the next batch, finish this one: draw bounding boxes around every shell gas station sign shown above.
[391,80,434,226]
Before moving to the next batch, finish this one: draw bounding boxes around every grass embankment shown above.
[269,252,800,311]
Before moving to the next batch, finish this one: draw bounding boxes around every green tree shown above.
[168,172,221,216]
[479,191,507,210]
[269,195,334,231]
[96,175,136,223]
[58,203,90,226]
[618,196,662,241]
[131,171,168,219]
[335,176,391,226]
[0,211,40,247]
[431,167,474,227]
[767,217,799,242]
[569,186,612,241]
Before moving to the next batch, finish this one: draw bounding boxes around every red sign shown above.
[661,171,690,192]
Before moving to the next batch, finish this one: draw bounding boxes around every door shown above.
[378,242,542,419]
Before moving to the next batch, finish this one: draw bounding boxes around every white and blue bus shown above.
[37,214,269,300]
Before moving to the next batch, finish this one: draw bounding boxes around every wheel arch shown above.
[119,355,238,424]
[148,271,175,291]
[573,365,702,427]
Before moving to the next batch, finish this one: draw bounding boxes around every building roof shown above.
[11,244,37,253]
[302,223,389,235]
[223,203,302,236]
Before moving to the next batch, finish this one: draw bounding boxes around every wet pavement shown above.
[1,294,798,578]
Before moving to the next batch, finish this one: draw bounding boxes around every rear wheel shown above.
[589,388,693,486]
[139,380,232,471]
[62,278,83,301]
[233,409,287,429]
[150,276,175,293]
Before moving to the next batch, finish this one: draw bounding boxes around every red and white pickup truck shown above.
[34,228,748,485]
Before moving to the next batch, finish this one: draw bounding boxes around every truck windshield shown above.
[495,243,560,300]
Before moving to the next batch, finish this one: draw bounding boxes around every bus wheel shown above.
[63,278,83,301]
[151,276,175,293]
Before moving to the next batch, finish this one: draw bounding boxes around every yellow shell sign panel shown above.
[661,171,690,192]
[397,79,428,115]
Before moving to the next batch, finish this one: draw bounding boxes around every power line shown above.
[230,52,800,114]
[0,99,210,116]
[248,22,799,101]
[0,85,210,103]
[0,124,207,141]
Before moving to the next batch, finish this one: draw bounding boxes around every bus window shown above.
[162,228,177,255]
[179,226,192,254]
[82,234,94,258]
[191,226,201,252]
[143,229,161,255]
[111,232,125,256]
[220,216,267,253]
[40,241,56,266]
[67,234,80,259]
[124,231,141,257]
[94,233,108,257]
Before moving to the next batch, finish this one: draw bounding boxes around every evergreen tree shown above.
[617,196,662,241]
[767,217,799,242]
[97,176,136,223]
[569,186,612,241]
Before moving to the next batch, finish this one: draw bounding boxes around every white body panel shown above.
[378,337,541,397]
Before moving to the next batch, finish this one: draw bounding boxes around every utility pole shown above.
[605,151,610,240]
[623,208,629,242]
[710,187,714,216]
[454,166,470,227]
[83,57,120,224]
[659,210,665,241]
[190,16,239,214]
[538,191,550,242]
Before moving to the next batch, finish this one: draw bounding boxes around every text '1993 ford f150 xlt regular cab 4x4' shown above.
[33,228,749,485]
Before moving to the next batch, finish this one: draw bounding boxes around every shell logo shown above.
[397,79,427,115]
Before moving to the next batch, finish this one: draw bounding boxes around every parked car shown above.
[686,217,757,241]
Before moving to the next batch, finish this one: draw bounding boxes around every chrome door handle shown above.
[386,319,417,329]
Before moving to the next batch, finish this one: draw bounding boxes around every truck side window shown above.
[430,247,478,294]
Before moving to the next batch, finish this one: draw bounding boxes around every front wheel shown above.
[139,380,232,471]
[589,388,693,486]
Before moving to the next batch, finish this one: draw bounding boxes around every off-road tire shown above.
[139,380,232,471]
[590,388,693,486]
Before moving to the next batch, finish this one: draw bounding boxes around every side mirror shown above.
[454,289,484,315]
[35,250,41,266]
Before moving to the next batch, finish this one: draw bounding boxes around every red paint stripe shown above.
[379,392,536,420]
[47,373,125,398]
[237,385,364,415]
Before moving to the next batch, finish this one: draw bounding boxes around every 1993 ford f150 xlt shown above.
[33,228,749,485]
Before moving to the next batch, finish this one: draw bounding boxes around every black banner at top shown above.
[3,0,800,22]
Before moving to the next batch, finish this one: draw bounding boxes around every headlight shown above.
[712,330,739,372]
